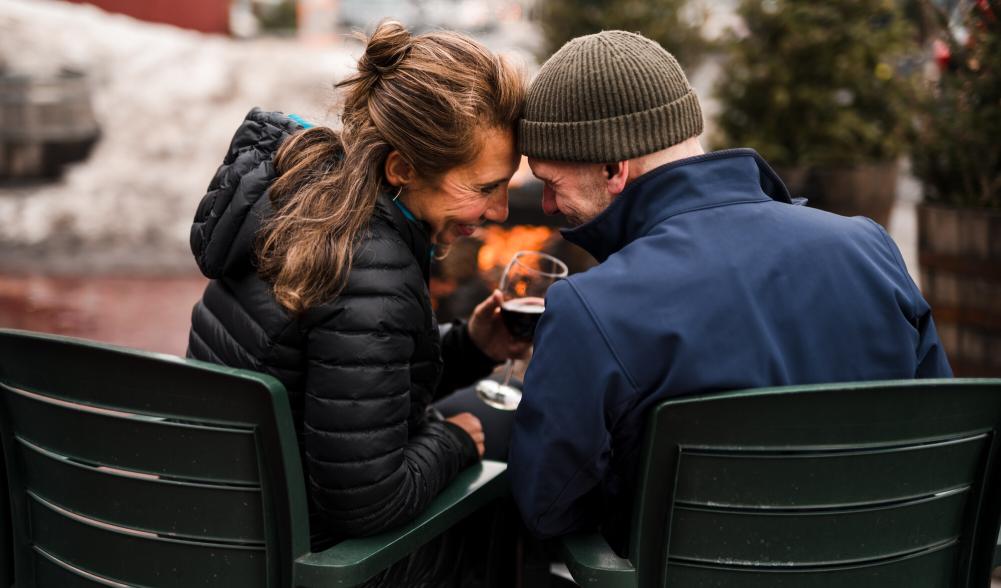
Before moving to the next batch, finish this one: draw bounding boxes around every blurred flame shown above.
[477,225,554,272]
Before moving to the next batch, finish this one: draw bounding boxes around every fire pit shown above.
[432,179,596,322]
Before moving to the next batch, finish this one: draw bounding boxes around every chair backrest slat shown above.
[0,329,311,588]
[663,542,957,588]
[669,486,967,565]
[34,546,128,588]
[628,380,1001,588]
[16,435,265,542]
[28,492,267,586]
[674,433,986,508]
[4,383,261,484]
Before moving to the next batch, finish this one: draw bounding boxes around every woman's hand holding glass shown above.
[468,290,533,362]
[474,251,568,410]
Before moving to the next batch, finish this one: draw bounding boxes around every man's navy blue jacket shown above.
[508,149,952,550]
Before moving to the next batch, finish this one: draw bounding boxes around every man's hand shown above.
[467,290,533,362]
[446,412,485,458]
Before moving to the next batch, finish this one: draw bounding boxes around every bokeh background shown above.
[0,0,997,375]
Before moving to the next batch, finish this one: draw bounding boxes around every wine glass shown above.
[475,250,568,410]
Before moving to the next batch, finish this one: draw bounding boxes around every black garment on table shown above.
[186,109,498,582]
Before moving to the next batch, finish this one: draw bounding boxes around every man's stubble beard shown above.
[565,177,615,227]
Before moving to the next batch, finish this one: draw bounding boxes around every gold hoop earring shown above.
[393,185,403,202]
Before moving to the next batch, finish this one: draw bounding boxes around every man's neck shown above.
[627,136,705,184]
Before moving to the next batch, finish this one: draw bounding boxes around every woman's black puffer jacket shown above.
[187,108,496,546]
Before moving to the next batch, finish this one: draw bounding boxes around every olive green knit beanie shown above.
[519,30,704,162]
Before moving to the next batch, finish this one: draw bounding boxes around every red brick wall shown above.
[63,0,230,35]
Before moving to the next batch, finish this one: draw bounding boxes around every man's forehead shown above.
[529,158,594,177]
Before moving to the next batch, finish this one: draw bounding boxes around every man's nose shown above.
[542,184,559,215]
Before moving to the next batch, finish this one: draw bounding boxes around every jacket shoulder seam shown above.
[564,280,640,394]
[865,217,919,324]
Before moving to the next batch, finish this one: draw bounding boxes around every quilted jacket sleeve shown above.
[302,236,479,537]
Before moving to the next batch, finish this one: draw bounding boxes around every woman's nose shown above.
[485,186,509,223]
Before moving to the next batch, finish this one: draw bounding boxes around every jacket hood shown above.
[190,108,306,279]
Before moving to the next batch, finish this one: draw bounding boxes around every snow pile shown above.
[0,0,356,272]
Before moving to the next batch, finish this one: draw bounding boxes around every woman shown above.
[187,21,526,585]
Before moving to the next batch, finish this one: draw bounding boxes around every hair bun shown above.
[359,21,413,77]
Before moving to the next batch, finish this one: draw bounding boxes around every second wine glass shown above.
[475,250,568,411]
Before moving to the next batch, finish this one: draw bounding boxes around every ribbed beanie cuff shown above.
[519,30,704,162]
[519,90,703,162]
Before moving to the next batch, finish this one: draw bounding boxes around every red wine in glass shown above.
[500,296,545,342]
[476,251,568,410]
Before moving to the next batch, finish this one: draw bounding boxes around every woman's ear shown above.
[385,150,416,187]
[605,161,629,195]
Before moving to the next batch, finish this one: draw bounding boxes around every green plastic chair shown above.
[0,328,507,587]
[0,446,11,588]
[560,379,1001,588]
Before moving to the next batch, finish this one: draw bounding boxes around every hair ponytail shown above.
[258,20,525,314]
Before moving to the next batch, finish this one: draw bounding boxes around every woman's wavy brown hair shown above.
[258,21,525,314]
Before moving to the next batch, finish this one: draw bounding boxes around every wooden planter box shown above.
[918,204,1001,376]
[0,71,100,180]
[776,162,898,227]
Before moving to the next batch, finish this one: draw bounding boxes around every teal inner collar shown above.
[393,197,418,222]
[287,113,314,129]
[391,197,436,258]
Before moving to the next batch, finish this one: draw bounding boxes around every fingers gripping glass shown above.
[475,251,568,411]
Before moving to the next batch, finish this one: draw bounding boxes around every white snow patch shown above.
[0,0,356,269]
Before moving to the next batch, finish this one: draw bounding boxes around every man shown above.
[507,30,952,553]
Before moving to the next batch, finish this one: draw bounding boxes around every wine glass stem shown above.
[500,359,515,387]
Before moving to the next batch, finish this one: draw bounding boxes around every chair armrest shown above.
[294,460,507,588]
[560,532,637,588]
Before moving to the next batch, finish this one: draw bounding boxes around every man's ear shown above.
[385,150,416,187]
[605,161,629,195]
